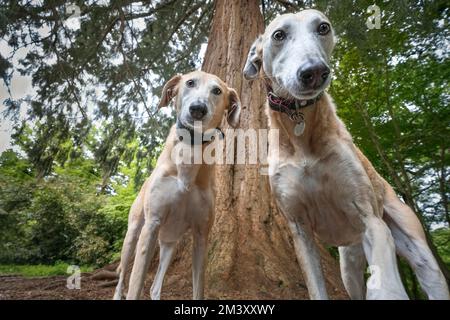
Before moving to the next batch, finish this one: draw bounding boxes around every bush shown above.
[0,151,132,267]
[28,188,78,263]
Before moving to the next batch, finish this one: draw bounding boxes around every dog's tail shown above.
[382,180,449,299]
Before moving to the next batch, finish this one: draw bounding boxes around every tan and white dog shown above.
[113,71,240,300]
[243,9,449,300]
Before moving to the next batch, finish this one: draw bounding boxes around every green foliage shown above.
[28,188,78,263]
[432,228,450,268]
[98,165,139,259]
[0,150,36,262]
[0,149,141,267]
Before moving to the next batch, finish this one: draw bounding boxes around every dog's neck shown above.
[265,88,346,154]
[163,125,216,192]
[266,84,324,113]
[176,119,224,145]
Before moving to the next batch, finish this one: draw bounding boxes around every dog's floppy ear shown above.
[158,74,182,108]
[243,35,263,80]
[226,88,241,128]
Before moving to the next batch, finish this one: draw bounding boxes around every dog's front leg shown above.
[270,163,328,299]
[287,219,329,300]
[192,228,209,300]
[126,219,160,300]
[338,243,366,300]
[150,240,177,300]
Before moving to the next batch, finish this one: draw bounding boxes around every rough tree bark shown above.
[138,0,347,299]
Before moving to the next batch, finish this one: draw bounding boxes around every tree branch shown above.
[140,0,207,74]
[117,6,153,118]
[273,0,302,11]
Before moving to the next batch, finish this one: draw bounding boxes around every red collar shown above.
[266,84,324,116]
[268,91,323,111]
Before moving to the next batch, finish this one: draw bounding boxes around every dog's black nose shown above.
[189,103,208,120]
[297,62,330,90]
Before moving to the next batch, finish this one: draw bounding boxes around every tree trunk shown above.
[140,0,347,299]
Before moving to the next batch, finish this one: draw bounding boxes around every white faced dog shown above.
[114,71,240,300]
[243,9,449,300]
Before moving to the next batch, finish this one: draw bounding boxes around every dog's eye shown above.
[272,30,286,41]
[318,22,331,35]
[186,79,195,87]
[212,87,222,95]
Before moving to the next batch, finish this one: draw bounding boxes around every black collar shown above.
[267,86,323,121]
[176,119,224,145]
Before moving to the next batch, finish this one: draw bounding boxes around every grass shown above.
[0,263,94,277]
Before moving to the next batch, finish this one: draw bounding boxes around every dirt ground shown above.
[0,269,348,300]
[0,274,113,300]
[0,274,349,300]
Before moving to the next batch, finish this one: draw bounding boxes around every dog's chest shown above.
[270,155,364,245]
[271,157,328,224]
[158,180,214,242]
[271,156,322,195]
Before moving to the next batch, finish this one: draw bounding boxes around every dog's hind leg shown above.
[126,218,161,300]
[192,228,210,300]
[113,218,144,299]
[150,240,177,300]
[383,184,449,300]
[338,243,366,300]
[352,199,408,299]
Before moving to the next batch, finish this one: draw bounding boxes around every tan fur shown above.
[113,71,240,300]
[247,9,449,300]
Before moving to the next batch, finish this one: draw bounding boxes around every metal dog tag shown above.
[290,110,305,136]
[294,121,305,136]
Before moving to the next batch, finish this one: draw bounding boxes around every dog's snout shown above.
[189,103,208,120]
[297,62,330,90]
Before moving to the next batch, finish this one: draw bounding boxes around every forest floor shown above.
[0,263,348,300]
[0,273,348,300]
[0,274,349,300]
[0,274,114,300]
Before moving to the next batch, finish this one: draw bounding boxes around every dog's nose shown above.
[189,103,208,120]
[297,62,330,90]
